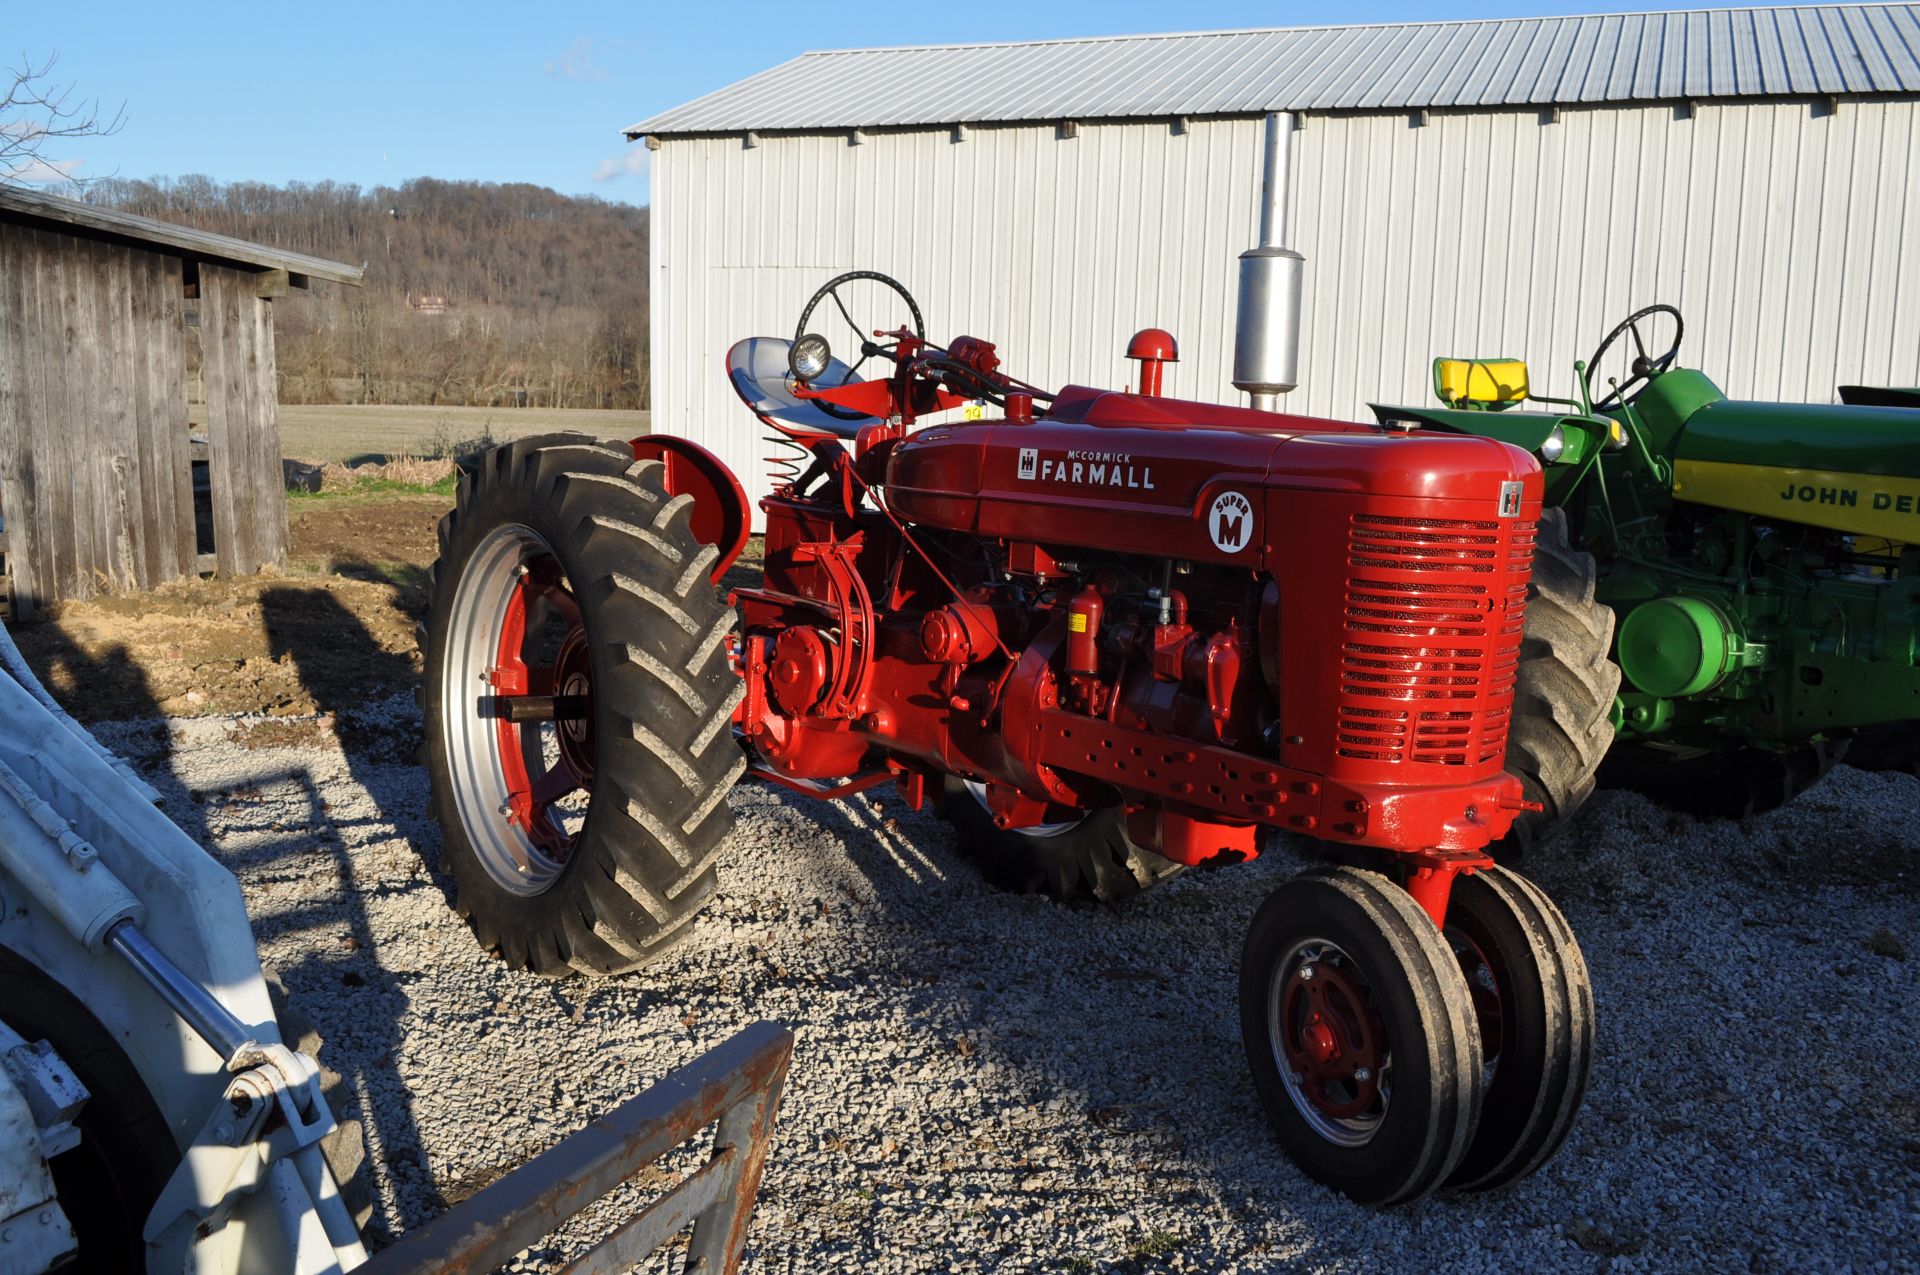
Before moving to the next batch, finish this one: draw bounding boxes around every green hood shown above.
[1676,398,1920,481]
[1650,372,1920,537]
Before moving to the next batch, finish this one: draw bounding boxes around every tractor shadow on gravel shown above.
[252,577,452,1243]
[15,618,176,750]
[723,778,1361,1266]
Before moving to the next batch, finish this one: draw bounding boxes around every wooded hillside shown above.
[88,176,650,409]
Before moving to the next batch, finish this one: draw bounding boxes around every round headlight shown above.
[790,333,833,382]
[1539,424,1567,463]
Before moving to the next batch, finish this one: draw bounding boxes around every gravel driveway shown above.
[94,698,1919,1272]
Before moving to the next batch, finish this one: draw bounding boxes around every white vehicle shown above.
[0,622,790,1274]
[0,619,369,1274]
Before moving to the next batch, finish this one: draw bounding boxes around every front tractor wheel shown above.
[1441,867,1593,1191]
[1239,866,1485,1205]
[423,435,745,977]
[1499,509,1621,858]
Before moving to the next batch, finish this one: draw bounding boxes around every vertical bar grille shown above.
[1339,513,1533,766]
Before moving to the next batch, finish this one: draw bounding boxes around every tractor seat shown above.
[1433,357,1531,411]
[725,336,877,439]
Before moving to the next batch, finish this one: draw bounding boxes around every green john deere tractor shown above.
[1375,303,1920,840]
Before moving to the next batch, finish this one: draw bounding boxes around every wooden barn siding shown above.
[0,226,191,616]
[0,228,282,618]
[198,265,287,577]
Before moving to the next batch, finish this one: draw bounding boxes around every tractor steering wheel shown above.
[793,271,927,422]
[1583,303,1684,411]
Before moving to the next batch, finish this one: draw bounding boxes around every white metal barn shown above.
[629,5,1920,505]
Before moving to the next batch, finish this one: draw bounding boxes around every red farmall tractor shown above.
[420,263,1596,1204]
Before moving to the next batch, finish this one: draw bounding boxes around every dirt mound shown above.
[16,494,447,723]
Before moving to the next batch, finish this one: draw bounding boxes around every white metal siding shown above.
[652,98,1920,507]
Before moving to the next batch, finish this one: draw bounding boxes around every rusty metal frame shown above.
[357,1020,793,1275]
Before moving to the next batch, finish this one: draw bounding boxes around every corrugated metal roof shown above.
[627,5,1920,137]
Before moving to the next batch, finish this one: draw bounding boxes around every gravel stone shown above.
[91,695,1920,1272]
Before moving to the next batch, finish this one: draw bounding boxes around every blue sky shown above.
[9,1,1810,205]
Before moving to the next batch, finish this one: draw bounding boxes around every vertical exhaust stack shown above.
[1232,112,1304,411]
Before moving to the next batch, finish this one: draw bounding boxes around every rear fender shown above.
[628,436,752,583]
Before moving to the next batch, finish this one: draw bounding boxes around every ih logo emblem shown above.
[1209,490,1253,554]
[1017,447,1038,481]
[1497,481,1524,518]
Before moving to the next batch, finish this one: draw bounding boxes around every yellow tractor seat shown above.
[1434,357,1531,411]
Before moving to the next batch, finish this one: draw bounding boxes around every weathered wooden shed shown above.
[0,185,362,619]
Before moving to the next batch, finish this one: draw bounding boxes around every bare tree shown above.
[0,52,124,187]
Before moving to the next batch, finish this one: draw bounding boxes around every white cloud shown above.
[1,156,83,185]
[546,36,607,82]
[593,149,647,183]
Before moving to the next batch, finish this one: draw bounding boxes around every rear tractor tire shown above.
[1499,509,1621,858]
[1599,736,1848,820]
[423,435,745,977]
[941,777,1185,904]
[1841,723,1920,778]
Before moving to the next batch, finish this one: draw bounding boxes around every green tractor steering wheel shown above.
[1584,303,1684,412]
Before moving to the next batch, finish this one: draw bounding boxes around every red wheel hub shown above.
[1302,1020,1339,1065]
[489,554,593,858]
[1279,956,1387,1122]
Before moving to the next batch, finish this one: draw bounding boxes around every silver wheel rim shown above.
[962,780,1087,838]
[1268,936,1392,1148]
[441,523,569,896]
